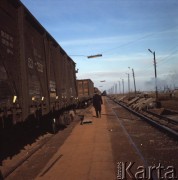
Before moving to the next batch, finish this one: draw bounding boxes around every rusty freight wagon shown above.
[0,0,77,137]
[76,79,94,108]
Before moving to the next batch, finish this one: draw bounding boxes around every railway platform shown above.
[35,97,145,180]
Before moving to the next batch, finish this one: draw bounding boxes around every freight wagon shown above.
[0,0,78,136]
[76,79,94,108]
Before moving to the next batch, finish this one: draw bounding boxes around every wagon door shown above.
[24,12,48,119]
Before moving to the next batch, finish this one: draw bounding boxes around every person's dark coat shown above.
[93,93,103,111]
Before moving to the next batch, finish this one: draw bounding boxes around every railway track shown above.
[112,98,178,140]
[107,98,178,179]
[1,99,178,179]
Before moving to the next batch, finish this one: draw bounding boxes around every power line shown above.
[157,49,178,65]
[101,33,155,54]
[136,47,178,78]
[101,26,178,55]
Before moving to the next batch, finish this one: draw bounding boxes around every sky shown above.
[20,0,178,93]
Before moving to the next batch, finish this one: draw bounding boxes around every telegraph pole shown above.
[115,83,117,94]
[122,79,124,95]
[153,51,158,101]
[126,73,130,95]
[148,49,158,101]
[128,67,136,96]
[132,68,137,95]
[118,81,121,94]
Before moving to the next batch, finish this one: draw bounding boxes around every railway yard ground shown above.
[1,96,178,180]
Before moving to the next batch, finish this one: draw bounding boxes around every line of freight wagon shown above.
[0,0,95,143]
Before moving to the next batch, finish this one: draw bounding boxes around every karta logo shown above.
[117,162,177,179]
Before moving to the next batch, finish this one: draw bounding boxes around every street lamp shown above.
[126,73,130,95]
[148,49,158,101]
[128,67,137,96]
[118,81,121,94]
[120,78,124,95]
[87,54,102,58]
[115,83,117,94]
[70,54,102,59]
[112,85,114,94]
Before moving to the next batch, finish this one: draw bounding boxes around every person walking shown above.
[93,91,103,118]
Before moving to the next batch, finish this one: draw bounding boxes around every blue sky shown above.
[20,0,178,93]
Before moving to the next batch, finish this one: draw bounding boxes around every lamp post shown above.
[87,54,102,58]
[70,54,102,59]
[148,49,158,101]
[118,81,121,94]
[121,78,124,95]
[122,79,124,95]
[128,67,137,96]
[115,83,117,94]
[126,73,130,95]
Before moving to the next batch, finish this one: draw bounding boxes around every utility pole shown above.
[153,51,158,100]
[126,73,130,95]
[115,83,117,94]
[129,67,137,96]
[132,68,137,95]
[148,49,158,101]
[122,79,124,95]
[118,81,121,94]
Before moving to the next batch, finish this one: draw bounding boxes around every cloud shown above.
[59,35,138,46]
[58,27,178,53]
[78,71,119,79]
[77,68,178,92]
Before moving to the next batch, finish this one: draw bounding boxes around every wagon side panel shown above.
[0,0,22,127]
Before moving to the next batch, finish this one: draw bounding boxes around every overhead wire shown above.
[101,25,178,55]
[101,26,178,88]
[136,46,178,78]
[101,27,178,80]
[157,48,178,65]
[101,33,155,54]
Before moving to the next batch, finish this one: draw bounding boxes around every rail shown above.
[144,110,178,125]
[111,98,178,140]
